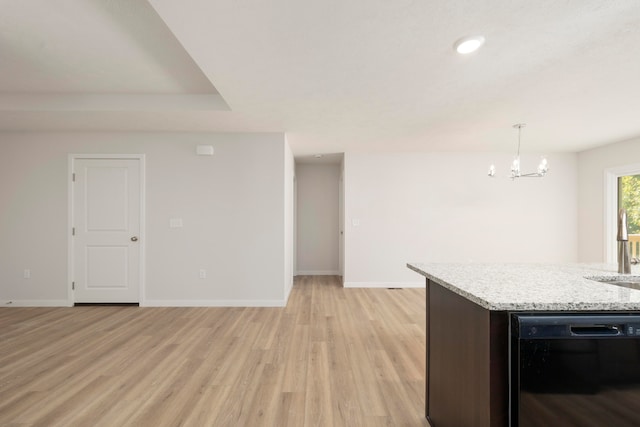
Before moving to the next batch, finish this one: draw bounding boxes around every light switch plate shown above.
[169,218,183,228]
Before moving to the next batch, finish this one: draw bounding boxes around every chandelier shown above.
[488,124,548,179]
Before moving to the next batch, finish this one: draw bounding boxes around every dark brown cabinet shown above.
[425,279,509,427]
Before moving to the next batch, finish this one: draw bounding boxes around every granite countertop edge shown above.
[407,262,640,311]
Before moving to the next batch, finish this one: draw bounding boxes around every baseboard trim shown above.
[142,299,287,307]
[296,270,340,276]
[1,299,72,307]
[343,282,426,288]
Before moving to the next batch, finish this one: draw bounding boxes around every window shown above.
[604,164,640,263]
[618,174,640,259]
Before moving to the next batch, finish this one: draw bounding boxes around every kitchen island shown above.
[407,263,640,427]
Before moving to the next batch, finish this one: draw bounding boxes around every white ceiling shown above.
[2,0,640,156]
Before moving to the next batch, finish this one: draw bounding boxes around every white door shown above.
[73,158,141,303]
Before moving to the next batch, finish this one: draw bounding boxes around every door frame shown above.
[67,154,146,306]
[338,163,344,281]
[604,162,640,264]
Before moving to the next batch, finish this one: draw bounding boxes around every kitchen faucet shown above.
[617,208,631,274]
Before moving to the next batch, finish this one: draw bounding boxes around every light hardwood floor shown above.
[0,276,427,427]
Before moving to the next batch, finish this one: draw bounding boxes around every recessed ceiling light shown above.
[454,35,485,54]
[314,154,323,158]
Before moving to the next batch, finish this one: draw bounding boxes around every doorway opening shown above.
[294,154,343,279]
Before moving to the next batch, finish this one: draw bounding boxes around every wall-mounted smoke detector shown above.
[454,35,485,54]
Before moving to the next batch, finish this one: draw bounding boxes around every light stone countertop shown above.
[407,262,640,311]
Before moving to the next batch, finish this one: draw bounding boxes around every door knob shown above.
[131,236,138,242]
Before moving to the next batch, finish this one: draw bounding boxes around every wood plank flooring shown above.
[0,276,427,427]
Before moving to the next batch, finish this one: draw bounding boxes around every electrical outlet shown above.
[199,269,207,279]
[23,269,31,279]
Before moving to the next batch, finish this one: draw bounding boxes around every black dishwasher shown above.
[511,313,640,427]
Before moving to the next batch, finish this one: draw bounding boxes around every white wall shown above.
[577,136,640,262]
[343,152,578,287]
[295,163,340,275]
[0,132,292,306]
